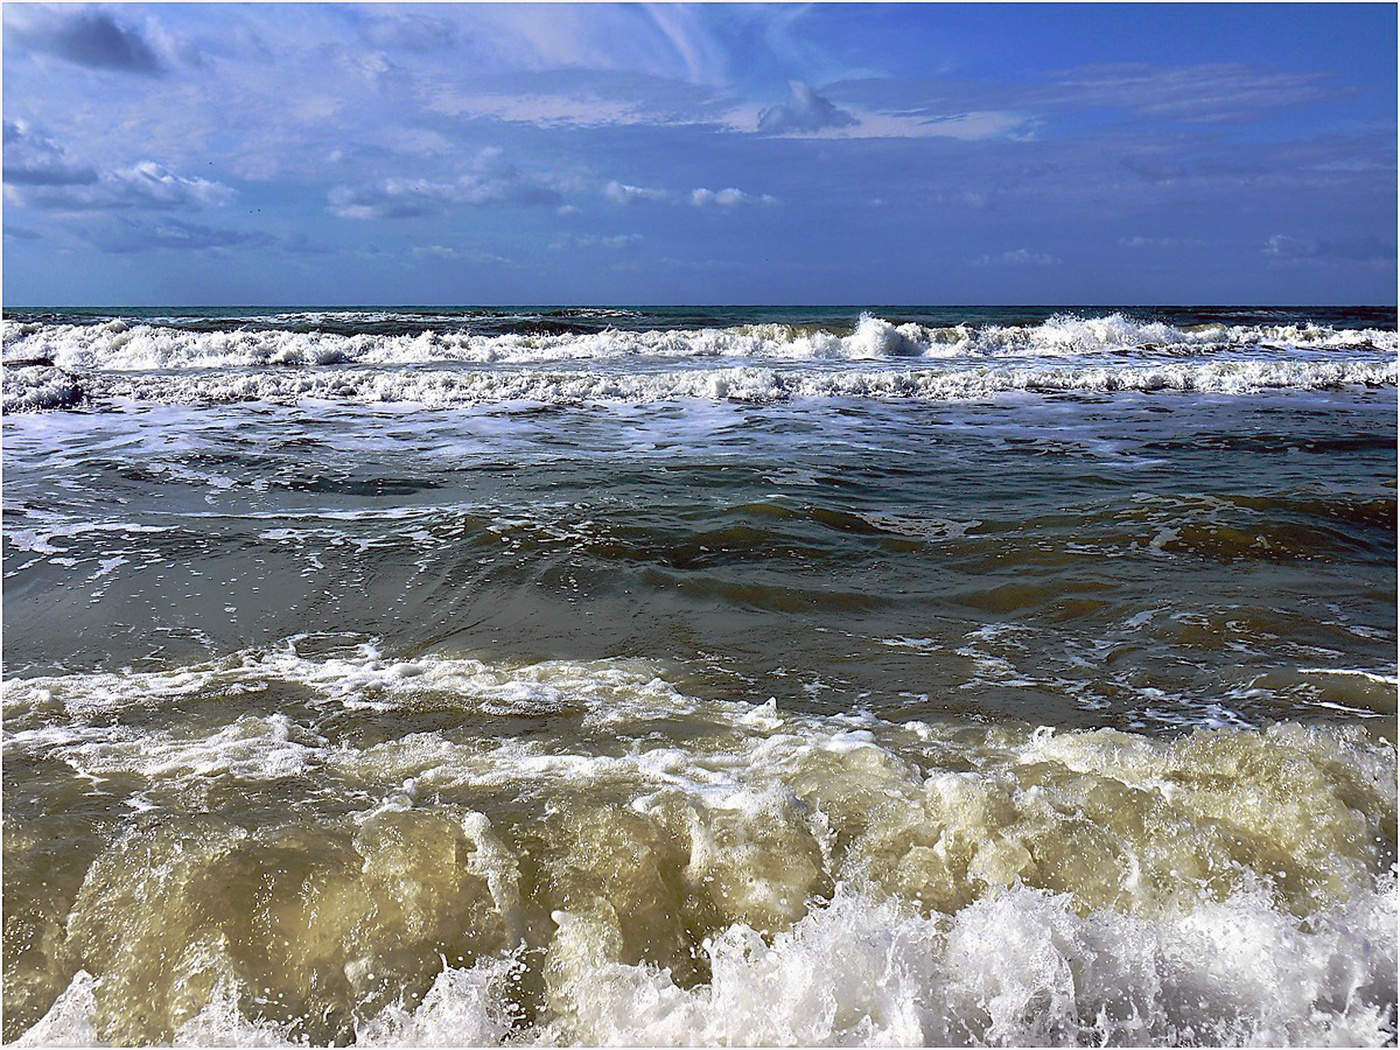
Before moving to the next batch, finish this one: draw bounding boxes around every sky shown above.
[2,2,1396,305]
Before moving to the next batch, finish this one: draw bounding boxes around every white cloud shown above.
[410,244,514,265]
[690,187,776,208]
[604,180,668,205]
[1119,235,1209,248]
[971,248,1062,267]
[726,103,1034,141]
[4,123,233,212]
[109,162,234,207]
[757,81,857,134]
[549,233,643,251]
[419,66,743,131]
[429,91,650,128]
[329,150,562,219]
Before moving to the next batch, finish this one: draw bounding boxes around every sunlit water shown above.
[3,306,1396,1046]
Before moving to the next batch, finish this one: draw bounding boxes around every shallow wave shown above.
[3,312,1395,373]
[2,365,86,412]
[4,641,1396,1045]
[19,883,1395,1047]
[4,358,1394,412]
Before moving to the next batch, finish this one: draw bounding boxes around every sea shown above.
[2,305,1397,1046]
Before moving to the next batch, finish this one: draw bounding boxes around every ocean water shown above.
[2,305,1396,1047]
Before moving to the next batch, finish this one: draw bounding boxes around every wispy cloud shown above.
[3,123,233,212]
[549,233,643,251]
[410,243,515,266]
[1263,233,1394,265]
[422,66,741,131]
[732,99,1035,141]
[971,248,1062,267]
[430,91,648,129]
[92,217,272,253]
[357,10,463,54]
[1119,235,1210,249]
[329,149,562,219]
[1048,63,1345,124]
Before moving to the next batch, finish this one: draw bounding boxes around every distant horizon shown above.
[7,302,1398,313]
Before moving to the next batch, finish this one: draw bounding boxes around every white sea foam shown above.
[536,879,1397,1047]
[3,358,1393,412]
[3,313,1395,374]
[0,639,673,721]
[6,642,1396,1046]
[2,364,86,411]
[7,311,1392,412]
[17,881,1397,1047]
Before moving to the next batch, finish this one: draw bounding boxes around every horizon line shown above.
[5,302,1397,311]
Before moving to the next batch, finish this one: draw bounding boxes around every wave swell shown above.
[4,312,1395,372]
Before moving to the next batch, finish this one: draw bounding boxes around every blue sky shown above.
[3,3,1395,305]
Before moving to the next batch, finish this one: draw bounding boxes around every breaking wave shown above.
[4,642,1397,1046]
[3,313,1395,372]
[4,359,1395,412]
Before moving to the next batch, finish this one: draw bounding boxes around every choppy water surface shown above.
[3,305,1397,1046]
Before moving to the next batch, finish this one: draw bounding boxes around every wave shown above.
[5,358,1393,412]
[4,312,1395,372]
[4,641,1396,1045]
[19,882,1395,1047]
[2,364,85,412]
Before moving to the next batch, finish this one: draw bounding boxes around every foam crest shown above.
[18,882,1397,1046]
[4,358,1393,412]
[0,639,675,720]
[353,959,524,1047]
[4,313,1394,375]
[13,971,100,1048]
[2,365,85,411]
[965,313,1395,356]
[543,880,1397,1047]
